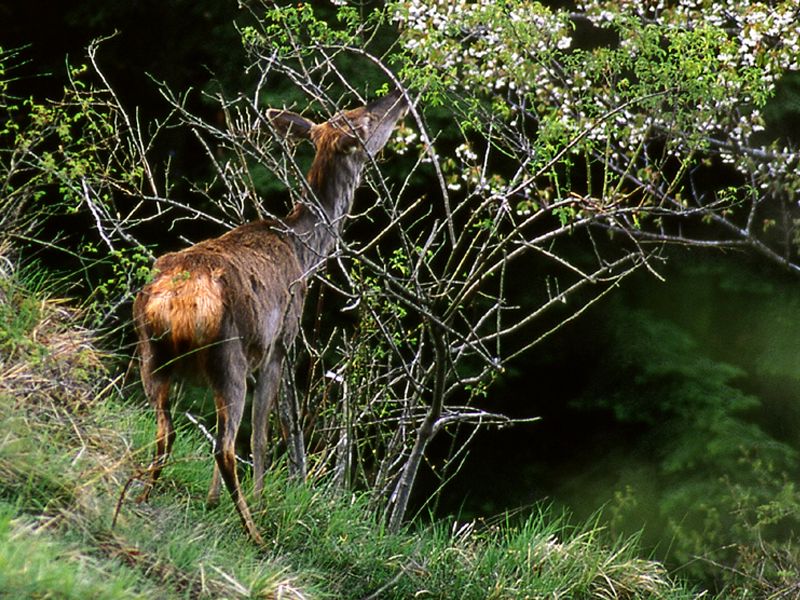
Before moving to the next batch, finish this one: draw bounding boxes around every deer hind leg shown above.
[206,366,223,509]
[211,361,264,545]
[136,374,174,503]
[252,350,284,500]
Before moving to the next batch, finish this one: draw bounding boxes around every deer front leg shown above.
[137,375,174,503]
[252,352,283,499]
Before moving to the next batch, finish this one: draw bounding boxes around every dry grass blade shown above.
[0,264,107,415]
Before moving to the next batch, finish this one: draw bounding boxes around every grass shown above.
[0,504,147,599]
[0,255,706,599]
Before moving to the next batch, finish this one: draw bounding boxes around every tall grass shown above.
[0,256,704,599]
[0,504,153,600]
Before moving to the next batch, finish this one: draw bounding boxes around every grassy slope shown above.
[0,265,703,599]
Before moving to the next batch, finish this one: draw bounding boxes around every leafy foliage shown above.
[392,0,800,263]
[0,46,154,323]
[574,299,800,590]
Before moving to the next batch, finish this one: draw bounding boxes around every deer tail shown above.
[138,267,224,352]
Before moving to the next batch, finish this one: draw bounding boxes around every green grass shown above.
[0,259,705,599]
[0,503,152,600]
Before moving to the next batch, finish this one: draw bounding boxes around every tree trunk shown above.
[387,323,447,532]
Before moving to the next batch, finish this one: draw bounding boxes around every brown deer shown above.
[132,90,408,544]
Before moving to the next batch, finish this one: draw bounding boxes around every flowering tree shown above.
[393,0,800,265]
[379,0,800,527]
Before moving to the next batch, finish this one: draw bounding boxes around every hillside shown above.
[0,256,704,599]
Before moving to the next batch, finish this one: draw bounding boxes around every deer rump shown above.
[134,220,305,378]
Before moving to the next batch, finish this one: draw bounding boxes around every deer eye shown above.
[335,132,361,154]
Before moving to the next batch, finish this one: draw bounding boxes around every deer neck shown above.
[285,154,363,273]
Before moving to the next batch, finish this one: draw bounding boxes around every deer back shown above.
[134,220,305,377]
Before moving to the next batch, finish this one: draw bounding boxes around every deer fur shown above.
[133,90,408,544]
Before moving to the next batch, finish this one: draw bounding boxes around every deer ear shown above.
[266,109,315,141]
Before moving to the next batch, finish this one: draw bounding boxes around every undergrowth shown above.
[0,254,704,599]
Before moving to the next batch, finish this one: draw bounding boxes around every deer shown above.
[132,90,409,544]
